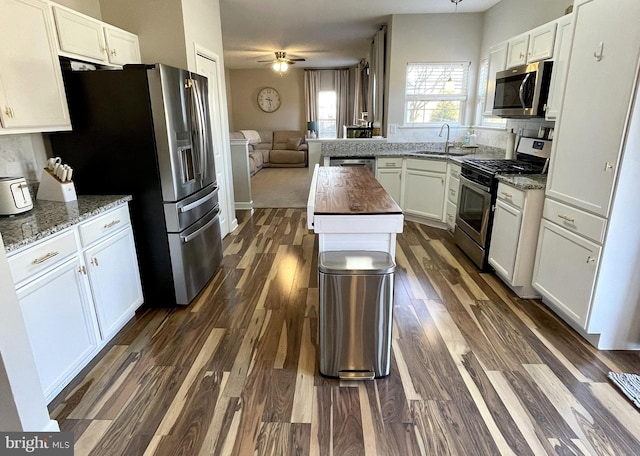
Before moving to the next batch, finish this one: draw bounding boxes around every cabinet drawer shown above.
[9,230,78,285]
[377,157,402,168]
[406,158,447,173]
[448,164,461,179]
[79,204,131,247]
[447,176,460,204]
[543,198,606,244]
[497,183,525,209]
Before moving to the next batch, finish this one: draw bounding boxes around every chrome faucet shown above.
[439,123,451,153]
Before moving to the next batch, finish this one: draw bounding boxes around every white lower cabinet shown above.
[532,219,600,328]
[402,158,446,222]
[16,257,99,401]
[9,203,142,403]
[84,228,142,340]
[375,157,402,204]
[488,182,544,298]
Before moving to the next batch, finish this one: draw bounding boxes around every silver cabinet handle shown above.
[586,256,596,264]
[104,219,121,229]
[79,265,87,275]
[32,251,59,265]
[604,162,614,171]
[91,257,99,266]
[110,48,117,57]
[452,171,460,178]
[500,191,513,198]
[557,214,575,223]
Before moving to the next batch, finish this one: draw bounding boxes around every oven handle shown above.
[459,175,491,195]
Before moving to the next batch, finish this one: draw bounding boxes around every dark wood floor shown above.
[49,208,640,455]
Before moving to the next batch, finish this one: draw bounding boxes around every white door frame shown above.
[194,43,238,235]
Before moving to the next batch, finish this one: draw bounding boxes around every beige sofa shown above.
[230,130,308,175]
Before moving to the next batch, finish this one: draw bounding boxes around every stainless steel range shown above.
[454,137,552,270]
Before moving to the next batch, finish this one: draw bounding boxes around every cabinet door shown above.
[0,0,70,131]
[17,257,98,401]
[488,200,522,282]
[532,220,600,328]
[85,227,143,340]
[546,0,640,217]
[526,21,557,63]
[104,25,141,65]
[402,168,445,220]
[484,42,508,115]
[506,34,529,68]
[52,5,106,62]
[376,168,402,205]
[545,14,574,120]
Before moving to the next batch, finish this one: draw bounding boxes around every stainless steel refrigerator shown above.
[49,63,223,306]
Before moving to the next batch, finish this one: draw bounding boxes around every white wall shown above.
[53,0,102,18]
[227,68,305,131]
[385,13,484,141]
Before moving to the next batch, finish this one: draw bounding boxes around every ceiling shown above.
[220,0,502,70]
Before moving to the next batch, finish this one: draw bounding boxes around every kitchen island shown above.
[308,165,403,256]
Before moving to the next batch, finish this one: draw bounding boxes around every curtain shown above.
[369,26,386,131]
[335,68,355,138]
[304,70,320,124]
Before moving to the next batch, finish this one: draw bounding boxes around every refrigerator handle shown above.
[192,79,208,182]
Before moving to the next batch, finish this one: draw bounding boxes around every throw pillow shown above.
[286,137,302,150]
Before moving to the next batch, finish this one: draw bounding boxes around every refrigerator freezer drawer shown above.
[167,207,222,305]
[163,183,219,232]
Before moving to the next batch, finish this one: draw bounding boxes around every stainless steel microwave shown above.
[492,61,553,118]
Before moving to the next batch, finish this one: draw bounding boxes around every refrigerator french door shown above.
[49,63,223,306]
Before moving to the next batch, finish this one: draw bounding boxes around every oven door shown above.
[456,175,493,247]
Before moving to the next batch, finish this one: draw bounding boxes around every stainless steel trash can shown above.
[318,250,396,379]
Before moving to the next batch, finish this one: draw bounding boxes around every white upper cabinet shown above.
[546,0,640,217]
[506,20,557,69]
[526,21,557,63]
[484,42,508,115]
[506,34,530,68]
[52,3,141,66]
[545,14,575,120]
[0,0,70,133]
[103,25,141,66]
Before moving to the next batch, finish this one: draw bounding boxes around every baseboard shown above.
[234,201,254,211]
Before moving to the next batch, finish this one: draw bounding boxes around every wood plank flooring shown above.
[49,209,640,455]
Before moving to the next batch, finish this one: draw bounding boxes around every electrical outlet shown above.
[388,124,397,134]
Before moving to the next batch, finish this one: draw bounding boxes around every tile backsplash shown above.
[0,134,48,182]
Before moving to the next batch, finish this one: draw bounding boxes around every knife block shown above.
[37,168,77,202]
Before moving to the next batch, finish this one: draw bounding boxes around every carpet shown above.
[251,167,312,208]
[608,372,640,408]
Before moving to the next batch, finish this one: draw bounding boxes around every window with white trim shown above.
[404,62,469,125]
[476,58,507,128]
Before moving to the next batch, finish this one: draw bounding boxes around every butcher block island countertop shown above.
[308,166,403,256]
[314,166,402,215]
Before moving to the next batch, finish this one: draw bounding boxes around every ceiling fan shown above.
[258,51,305,73]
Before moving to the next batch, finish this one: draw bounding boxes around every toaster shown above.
[0,177,33,215]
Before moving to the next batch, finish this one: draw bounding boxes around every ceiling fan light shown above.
[272,62,280,71]
[280,61,288,72]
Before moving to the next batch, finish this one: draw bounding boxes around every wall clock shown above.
[257,87,281,113]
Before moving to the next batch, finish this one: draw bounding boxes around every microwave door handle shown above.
[518,73,531,109]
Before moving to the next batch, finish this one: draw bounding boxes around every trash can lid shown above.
[319,250,396,274]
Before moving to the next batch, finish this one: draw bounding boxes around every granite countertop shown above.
[0,195,132,253]
[496,174,547,190]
